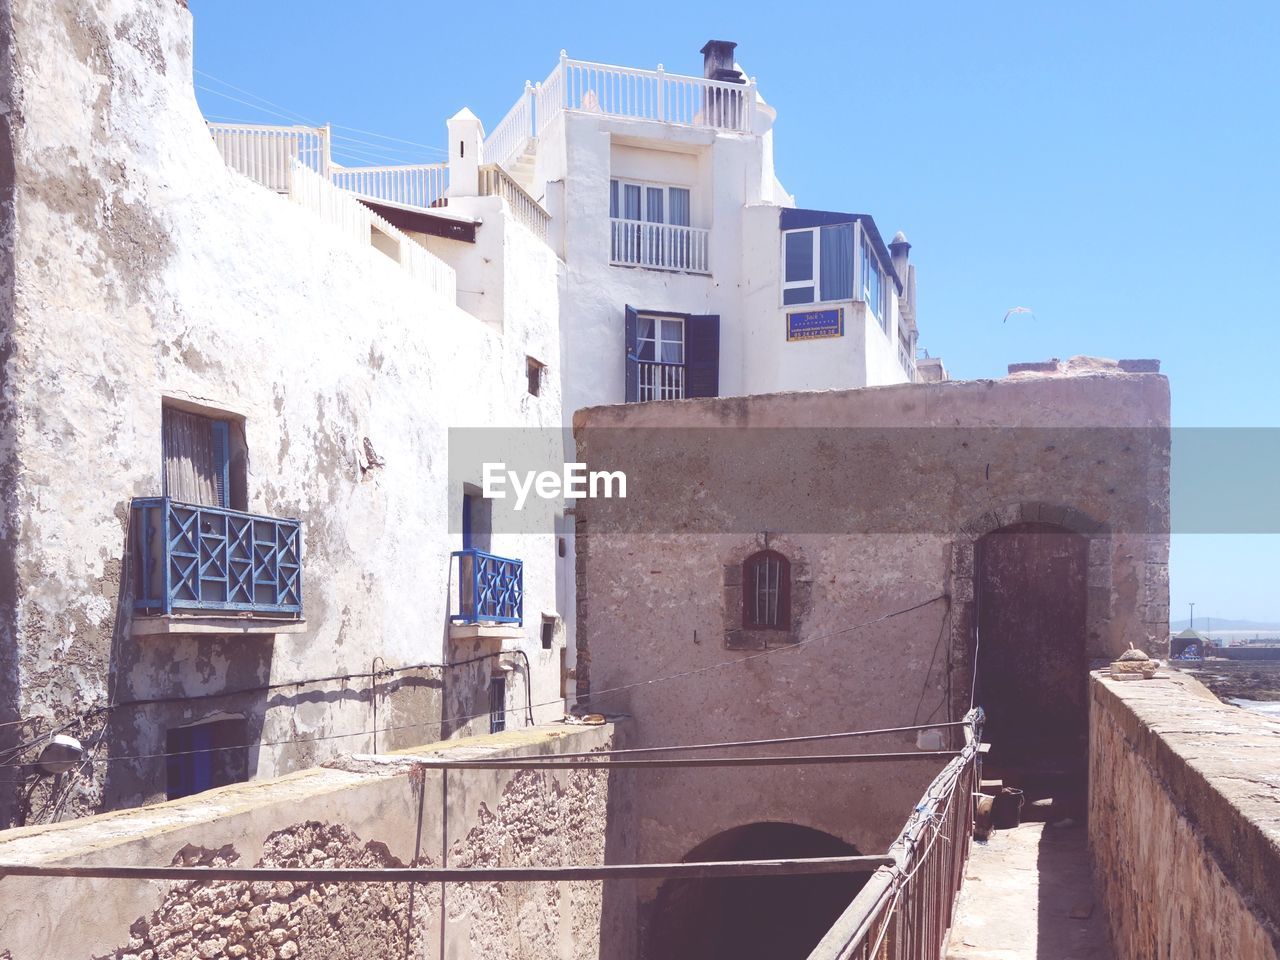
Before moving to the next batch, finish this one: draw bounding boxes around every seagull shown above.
[1003,306,1035,323]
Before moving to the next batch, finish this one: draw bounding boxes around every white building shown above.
[0,17,944,825]
[205,39,935,709]
[446,41,923,414]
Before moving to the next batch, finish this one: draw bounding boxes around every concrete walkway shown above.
[946,821,1112,960]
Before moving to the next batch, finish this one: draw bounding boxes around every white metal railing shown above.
[479,164,550,242]
[209,122,330,192]
[638,361,685,401]
[479,54,758,176]
[288,162,456,304]
[329,163,449,209]
[483,82,537,172]
[610,219,710,274]
[532,54,756,137]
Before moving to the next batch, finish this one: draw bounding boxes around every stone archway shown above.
[949,502,1111,724]
[949,503,1109,817]
[645,822,865,960]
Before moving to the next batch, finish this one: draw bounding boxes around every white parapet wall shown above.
[288,161,458,304]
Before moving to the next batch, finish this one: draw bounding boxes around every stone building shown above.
[572,361,1171,954]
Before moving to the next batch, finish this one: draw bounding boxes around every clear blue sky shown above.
[188,1,1280,624]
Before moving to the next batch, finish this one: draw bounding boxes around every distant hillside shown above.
[1171,617,1280,632]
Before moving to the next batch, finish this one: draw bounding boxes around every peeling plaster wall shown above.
[0,0,565,824]
[0,723,621,960]
[572,372,1169,948]
[1089,673,1280,960]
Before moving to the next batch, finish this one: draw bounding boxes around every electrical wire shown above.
[0,593,947,772]
[194,69,316,125]
[194,69,446,166]
[912,599,952,726]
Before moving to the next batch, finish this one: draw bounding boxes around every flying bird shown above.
[1003,306,1035,323]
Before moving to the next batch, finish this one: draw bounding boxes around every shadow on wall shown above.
[640,822,868,960]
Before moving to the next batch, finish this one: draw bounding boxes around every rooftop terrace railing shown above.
[478,164,550,242]
[329,162,450,210]
[288,162,458,303]
[486,53,759,171]
[208,122,330,192]
[807,709,983,960]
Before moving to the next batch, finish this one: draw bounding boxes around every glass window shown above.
[783,226,857,306]
[863,239,885,328]
[819,224,854,301]
[669,188,691,226]
[623,183,642,220]
[785,230,814,282]
[636,315,686,401]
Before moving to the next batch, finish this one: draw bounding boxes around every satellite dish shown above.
[37,734,85,775]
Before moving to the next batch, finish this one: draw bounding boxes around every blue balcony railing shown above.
[132,497,303,617]
[450,549,523,625]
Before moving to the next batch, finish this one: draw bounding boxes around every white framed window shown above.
[862,239,889,333]
[610,180,696,271]
[636,314,685,401]
[781,224,854,306]
[610,180,691,227]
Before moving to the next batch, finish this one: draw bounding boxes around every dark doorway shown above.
[975,521,1089,814]
[645,822,865,960]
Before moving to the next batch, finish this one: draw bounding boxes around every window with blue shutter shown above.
[685,314,720,398]
[624,308,719,402]
[624,305,640,403]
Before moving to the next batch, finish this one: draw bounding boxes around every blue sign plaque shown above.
[786,308,844,341]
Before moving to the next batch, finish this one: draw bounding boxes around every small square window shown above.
[526,356,545,396]
[541,614,557,650]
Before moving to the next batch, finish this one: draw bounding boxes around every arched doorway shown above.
[645,822,866,960]
[975,521,1089,812]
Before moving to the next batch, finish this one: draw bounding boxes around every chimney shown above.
[446,107,483,199]
[889,231,915,326]
[889,231,911,286]
[700,40,743,83]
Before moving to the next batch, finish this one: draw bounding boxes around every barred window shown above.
[743,550,791,630]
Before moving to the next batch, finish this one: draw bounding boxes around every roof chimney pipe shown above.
[700,40,743,83]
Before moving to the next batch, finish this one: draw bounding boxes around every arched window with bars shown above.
[742,550,791,630]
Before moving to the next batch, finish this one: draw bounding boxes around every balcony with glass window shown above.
[131,497,305,635]
[609,180,710,275]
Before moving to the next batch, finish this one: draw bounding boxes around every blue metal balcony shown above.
[132,497,303,617]
[450,549,523,625]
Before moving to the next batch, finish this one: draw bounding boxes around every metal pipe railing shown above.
[806,708,984,960]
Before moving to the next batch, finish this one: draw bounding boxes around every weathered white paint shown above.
[0,0,566,820]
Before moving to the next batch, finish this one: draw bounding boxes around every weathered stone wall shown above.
[0,0,566,823]
[572,371,1169,950]
[0,722,620,959]
[1090,672,1280,960]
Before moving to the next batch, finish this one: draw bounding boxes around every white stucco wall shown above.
[531,97,914,417]
[0,0,565,820]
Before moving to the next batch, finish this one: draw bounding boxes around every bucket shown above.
[992,787,1025,829]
